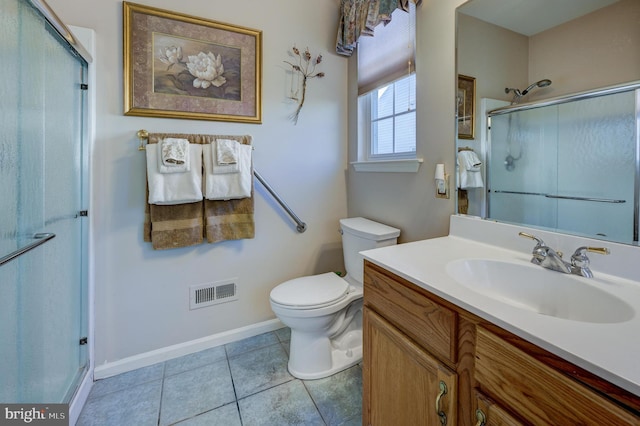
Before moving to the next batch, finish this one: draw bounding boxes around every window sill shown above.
[351,158,423,173]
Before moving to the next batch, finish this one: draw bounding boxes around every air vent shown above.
[190,279,238,310]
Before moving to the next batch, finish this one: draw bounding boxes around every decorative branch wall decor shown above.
[284,46,325,124]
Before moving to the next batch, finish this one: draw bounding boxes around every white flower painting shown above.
[153,33,240,100]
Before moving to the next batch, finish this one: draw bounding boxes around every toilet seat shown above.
[270,272,349,309]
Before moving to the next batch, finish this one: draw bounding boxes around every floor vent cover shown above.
[190,280,237,310]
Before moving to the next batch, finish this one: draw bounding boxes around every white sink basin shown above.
[446,259,634,323]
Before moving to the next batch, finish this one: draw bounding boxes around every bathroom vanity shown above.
[362,215,640,425]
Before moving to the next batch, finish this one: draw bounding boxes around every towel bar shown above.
[137,130,307,233]
[0,233,56,267]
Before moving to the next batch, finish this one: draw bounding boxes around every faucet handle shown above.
[571,246,610,263]
[570,246,610,277]
[518,232,545,246]
[581,246,610,256]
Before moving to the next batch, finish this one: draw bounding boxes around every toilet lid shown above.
[270,272,349,309]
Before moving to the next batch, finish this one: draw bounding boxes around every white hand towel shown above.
[161,138,189,166]
[209,140,239,174]
[203,143,252,200]
[157,140,190,174]
[457,151,484,189]
[146,144,203,205]
[459,150,482,171]
[216,139,239,165]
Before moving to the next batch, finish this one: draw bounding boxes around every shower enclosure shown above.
[0,0,90,403]
[487,82,640,245]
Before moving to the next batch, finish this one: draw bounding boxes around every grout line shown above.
[301,379,328,426]
[224,345,243,425]
[156,362,167,426]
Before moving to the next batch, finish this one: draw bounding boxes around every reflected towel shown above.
[146,144,203,204]
[203,143,252,199]
[161,138,189,166]
[457,151,484,189]
[458,150,482,171]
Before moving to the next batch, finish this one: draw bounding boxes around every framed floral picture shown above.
[457,74,475,139]
[123,2,262,123]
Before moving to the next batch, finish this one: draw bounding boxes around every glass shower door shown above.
[487,90,637,244]
[0,0,89,403]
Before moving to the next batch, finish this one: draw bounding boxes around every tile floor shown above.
[76,328,362,426]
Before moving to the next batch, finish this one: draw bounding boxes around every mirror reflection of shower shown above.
[504,114,521,171]
[505,79,552,104]
[503,79,552,170]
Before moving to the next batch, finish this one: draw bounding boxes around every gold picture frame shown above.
[123,2,262,123]
[457,74,475,139]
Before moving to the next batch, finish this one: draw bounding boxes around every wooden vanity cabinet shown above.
[364,308,457,425]
[363,260,640,426]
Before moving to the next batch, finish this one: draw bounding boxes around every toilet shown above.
[270,217,400,380]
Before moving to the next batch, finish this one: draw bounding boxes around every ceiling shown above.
[457,0,620,36]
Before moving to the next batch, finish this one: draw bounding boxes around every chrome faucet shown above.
[519,232,571,273]
[519,232,610,278]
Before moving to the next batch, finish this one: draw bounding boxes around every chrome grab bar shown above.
[254,169,307,233]
[0,233,56,267]
[544,194,626,204]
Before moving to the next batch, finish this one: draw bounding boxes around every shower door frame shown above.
[0,0,94,414]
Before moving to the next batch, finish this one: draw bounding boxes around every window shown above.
[369,73,416,158]
[352,4,422,172]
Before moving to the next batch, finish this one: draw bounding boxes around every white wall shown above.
[347,0,467,242]
[529,0,640,98]
[48,0,347,365]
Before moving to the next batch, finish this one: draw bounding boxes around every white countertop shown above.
[361,215,640,396]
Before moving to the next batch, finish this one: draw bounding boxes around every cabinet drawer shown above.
[475,390,524,426]
[364,261,457,363]
[475,326,640,425]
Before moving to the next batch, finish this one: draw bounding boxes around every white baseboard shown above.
[94,318,285,380]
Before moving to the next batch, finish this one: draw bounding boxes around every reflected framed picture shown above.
[457,74,475,139]
[123,2,262,123]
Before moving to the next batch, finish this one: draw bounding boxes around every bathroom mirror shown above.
[455,0,640,245]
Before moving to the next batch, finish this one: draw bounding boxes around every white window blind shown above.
[357,3,416,95]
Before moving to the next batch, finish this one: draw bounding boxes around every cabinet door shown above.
[363,307,457,426]
[475,391,524,426]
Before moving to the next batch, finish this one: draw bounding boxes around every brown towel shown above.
[205,195,255,243]
[143,133,254,249]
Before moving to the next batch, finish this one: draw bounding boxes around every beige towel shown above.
[216,139,239,165]
[161,138,189,165]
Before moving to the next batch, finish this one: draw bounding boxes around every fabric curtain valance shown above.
[335,0,420,57]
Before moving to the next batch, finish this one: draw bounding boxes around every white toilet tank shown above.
[339,217,400,285]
